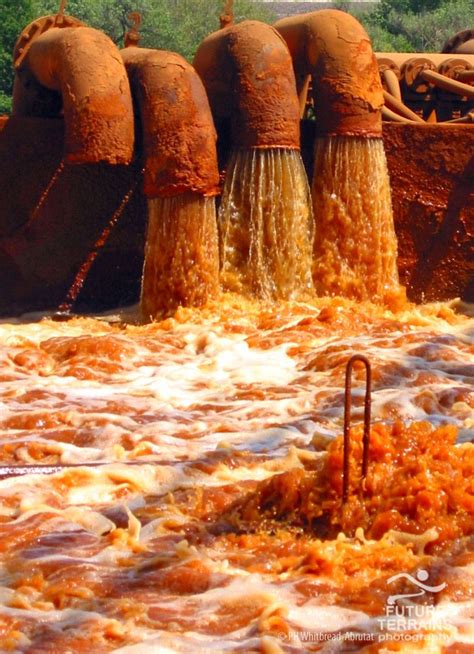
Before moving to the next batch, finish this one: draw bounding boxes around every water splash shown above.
[312,137,403,307]
[141,193,219,320]
[218,148,314,300]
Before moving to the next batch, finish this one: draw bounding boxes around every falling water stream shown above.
[218,148,314,300]
[140,193,219,320]
[312,137,403,307]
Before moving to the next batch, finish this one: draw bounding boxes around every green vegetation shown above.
[0,0,472,114]
[0,0,273,114]
[360,0,474,52]
[33,0,274,58]
[0,0,34,113]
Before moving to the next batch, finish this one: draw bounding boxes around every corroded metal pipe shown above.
[382,68,402,101]
[457,70,474,83]
[275,9,384,137]
[420,69,474,99]
[383,90,425,123]
[121,47,219,198]
[193,20,300,150]
[13,22,134,165]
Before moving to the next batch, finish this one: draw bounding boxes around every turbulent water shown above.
[0,298,472,652]
[140,193,219,320]
[312,137,402,306]
[218,149,314,301]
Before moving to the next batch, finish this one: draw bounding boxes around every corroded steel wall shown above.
[383,124,473,303]
[0,116,145,316]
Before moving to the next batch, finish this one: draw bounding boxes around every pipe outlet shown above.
[275,10,384,137]
[13,23,134,165]
[194,20,300,150]
[121,47,219,198]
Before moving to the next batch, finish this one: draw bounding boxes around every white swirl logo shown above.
[386,569,446,605]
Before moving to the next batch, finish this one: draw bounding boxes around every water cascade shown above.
[219,148,313,299]
[121,47,221,320]
[275,10,403,305]
[141,194,219,318]
[194,20,314,300]
[312,137,400,303]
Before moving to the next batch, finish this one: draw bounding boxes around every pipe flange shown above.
[376,57,401,79]
[13,14,85,69]
[438,57,472,79]
[442,29,474,55]
[402,57,436,93]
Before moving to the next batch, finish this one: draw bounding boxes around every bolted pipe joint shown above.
[194,20,301,150]
[275,9,384,137]
[13,22,134,165]
[121,48,220,198]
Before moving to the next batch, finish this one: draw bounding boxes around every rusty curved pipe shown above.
[420,69,474,99]
[382,68,402,101]
[382,106,419,124]
[383,90,425,123]
[274,10,384,137]
[193,20,300,150]
[13,24,134,165]
[121,47,219,198]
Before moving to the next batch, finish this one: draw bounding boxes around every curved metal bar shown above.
[382,68,402,101]
[421,69,474,99]
[383,90,425,123]
[343,354,372,504]
[220,0,234,29]
[382,106,419,124]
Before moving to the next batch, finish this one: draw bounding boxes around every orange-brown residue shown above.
[218,148,314,300]
[140,193,220,320]
[0,301,472,649]
[312,136,405,308]
[231,421,473,553]
[328,421,474,552]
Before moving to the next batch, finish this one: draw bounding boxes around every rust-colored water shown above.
[218,148,314,300]
[140,193,219,320]
[312,137,404,307]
